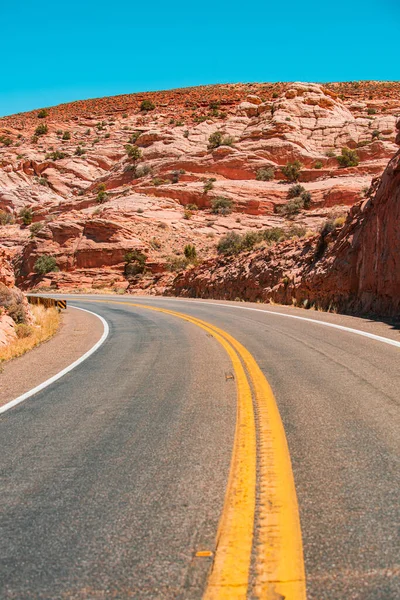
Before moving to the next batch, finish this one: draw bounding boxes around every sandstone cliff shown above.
[0,81,399,296]
[168,120,400,317]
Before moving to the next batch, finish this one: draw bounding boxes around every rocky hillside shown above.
[0,81,399,296]
[0,250,32,346]
[169,120,400,317]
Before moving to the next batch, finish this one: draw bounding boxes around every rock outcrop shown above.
[0,250,32,346]
[168,120,400,317]
[1,81,399,295]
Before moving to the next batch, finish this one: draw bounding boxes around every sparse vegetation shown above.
[125,144,142,163]
[0,304,60,363]
[314,161,323,169]
[336,147,359,168]
[30,222,44,237]
[0,135,12,146]
[256,166,275,181]
[37,109,49,118]
[281,160,302,182]
[45,150,66,161]
[62,131,71,141]
[75,146,85,156]
[135,164,152,178]
[208,131,234,150]
[184,244,197,261]
[203,177,216,193]
[140,99,155,112]
[216,225,306,256]
[0,210,14,225]
[19,207,33,226]
[211,196,233,215]
[124,250,147,277]
[96,183,108,203]
[35,124,48,136]
[34,255,59,275]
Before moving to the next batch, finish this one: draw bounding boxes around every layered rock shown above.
[0,81,399,293]
[168,120,400,317]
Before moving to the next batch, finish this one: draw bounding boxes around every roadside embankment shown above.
[0,306,104,407]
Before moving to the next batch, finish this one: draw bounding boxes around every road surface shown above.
[1,296,399,599]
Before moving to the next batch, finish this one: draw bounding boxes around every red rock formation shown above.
[1,81,400,293]
[168,120,400,317]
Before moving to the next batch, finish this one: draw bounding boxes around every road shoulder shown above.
[0,306,104,407]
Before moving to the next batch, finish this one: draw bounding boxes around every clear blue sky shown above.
[1,0,399,117]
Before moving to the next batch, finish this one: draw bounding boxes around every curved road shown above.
[1,296,399,599]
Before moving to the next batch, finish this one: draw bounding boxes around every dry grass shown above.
[0,305,61,363]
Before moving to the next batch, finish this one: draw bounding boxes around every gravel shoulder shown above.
[0,306,104,407]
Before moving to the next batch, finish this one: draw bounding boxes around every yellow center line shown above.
[77,299,306,599]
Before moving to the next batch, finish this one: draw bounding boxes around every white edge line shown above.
[158,298,400,349]
[0,306,109,415]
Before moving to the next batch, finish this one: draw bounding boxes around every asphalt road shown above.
[1,297,399,599]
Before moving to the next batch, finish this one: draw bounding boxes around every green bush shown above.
[34,255,59,275]
[208,131,234,150]
[281,160,302,182]
[30,222,44,237]
[314,161,323,169]
[75,146,85,156]
[19,207,33,226]
[62,131,71,141]
[45,150,66,161]
[287,184,306,199]
[135,164,152,178]
[256,167,275,181]
[0,135,12,146]
[0,210,14,225]
[325,149,336,158]
[140,99,155,112]
[203,177,216,193]
[184,244,197,261]
[217,232,242,255]
[35,124,48,136]
[125,144,142,163]
[367,108,377,115]
[37,109,49,118]
[336,147,359,167]
[211,196,233,215]
[124,250,147,277]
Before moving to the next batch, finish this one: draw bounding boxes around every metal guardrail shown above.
[26,296,67,310]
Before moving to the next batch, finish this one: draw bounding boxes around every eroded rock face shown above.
[0,81,399,294]
[0,251,33,346]
[168,120,400,317]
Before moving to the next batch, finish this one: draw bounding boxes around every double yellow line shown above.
[84,300,306,599]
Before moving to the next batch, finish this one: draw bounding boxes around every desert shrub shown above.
[127,131,140,144]
[135,164,152,178]
[372,129,380,139]
[62,131,71,141]
[367,108,377,115]
[15,323,33,338]
[186,203,198,211]
[0,135,12,146]
[38,177,48,186]
[281,160,302,182]
[46,150,66,161]
[37,109,48,118]
[166,256,190,271]
[125,144,142,163]
[183,130,189,138]
[34,255,59,275]
[0,210,14,225]
[263,227,286,243]
[256,167,275,181]
[314,218,337,259]
[30,222,44,237]
[170,170,180,184]
[336,147,359,168]
[208,131,234,150]
[35,124,48,136]
[301,191,312,208]
[211,196,233,215]
[203,177,216,193]
[217,232,242,255]
[272,92,279,98]
[314,161,323,169]
[140,99,155,112]
[124,249,147,277]
[276,197,304,216]
[184,244,197,261]
[19,206,33,226]
[96,184,108,204]
[287,184,306,199]
[31,135,38,144]
[287,224,307,238]
[183,209,192,219]
[75,146,85,156]
[240,231,263,250]
[325,149,336,158]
